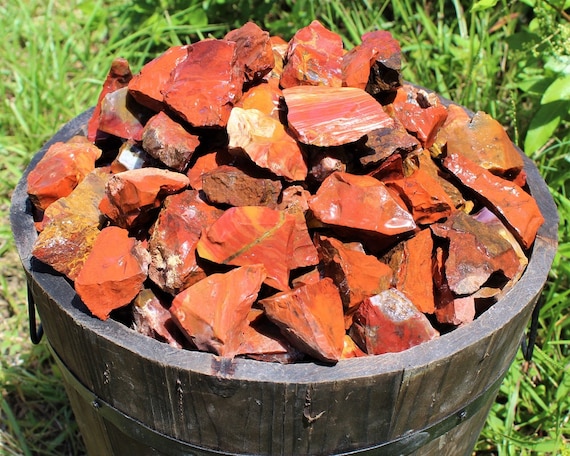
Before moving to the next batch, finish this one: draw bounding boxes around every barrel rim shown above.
[10,98,559,384]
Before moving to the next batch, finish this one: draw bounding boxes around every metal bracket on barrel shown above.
[520,295,543,362]
[27,282,44,344]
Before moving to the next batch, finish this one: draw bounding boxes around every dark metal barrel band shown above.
[49,344,504,456]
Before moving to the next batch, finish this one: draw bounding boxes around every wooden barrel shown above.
[11,108,558,456]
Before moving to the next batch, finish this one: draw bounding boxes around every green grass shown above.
[1,1,568,455]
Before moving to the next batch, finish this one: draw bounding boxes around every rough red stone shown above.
[341,334,367,359]
[442,152,544,249]
[224,22,274,83]
[280,20,343,88]
[99,168,190,228]
[384,167,455,225]
[32,169,110,280]
[391,85,448,148]
[430,210,522,296]
[259,278,345,363]
[170,264,267,357]
[316,235,392,326]
[385,228,435,314]
[268,35,288,80]
[132,288,185,348]
[197,206,297,291]
[237,309,303,363]
[236,80,283,118]
[291,268,322,288]
[97,87,148,141]
[148,190,223,294]
[75,226,150,320]
[201,165,282,207]
[185,149,234,190]
[284,86,394,147]
[141,111,200,172]
[309,171,416,236]
[357,119,420,168]
[342,30,402,94]
[434,104,524,177]
[27,139,102,211]
[432,245,462,325]
[87,58,133,141]
[350,289,439,355]
[163,39,243,127]
[227,107,308,181]
[128,45,190,112]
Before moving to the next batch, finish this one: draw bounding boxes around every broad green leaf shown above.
[524,100,570,154]
[471,0,499,12]
[542,75,570,103]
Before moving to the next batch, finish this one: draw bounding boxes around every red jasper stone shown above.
[259,277,345,363]
[384,167,455,225]
[316,235,392,325]
[430,210,521,296]
[391,85,448,148]
[185,149,234,191]
[442,152,544,249]
[97,87,148,141]
[32,169,110,280]
[148,190,223,295]
[163,39,243,127]
[132,288,185,349]
[197,206,297,291]
[358,120,419,168]
[283,86,394,147]
[280,20,343,88]
[341,334,367,359]
[128,45,190,112]
[27,139,102,211]
[170,264,267,357]
[99,168,190,229]
[75,226,150,320]
[227,107,308,181]
[385,228,435,314]
[201,165,282,207]
[350,289,439,355]
[87,58,133,141]
[309,171,416,236]
[224,21,274,83]
[142,111,200,171]
[342,30,402,94]
[434,104,524,177]
[236,80,283,118]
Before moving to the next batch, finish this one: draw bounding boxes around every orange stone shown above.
[142,111,201,171]
[236,80,283,118]
[87,58,133,141]
[342,30,402,94]
[170,264,267,357]
[350,289,439,355]
[434,104,524,177]
[385,228,435,314]
[341,334,367,359]
[316,235,392,325]
[163,39,243,127]
[148,190,223,294]
[99,168,189,228]
[224,21,274,83]
[75,226,150,320]
[128,45,190,112]
[227,107,308,181]
[280,20,343,88]
[259,278,345,363]
[384,167,455,225]
[32,169,110,280]
[27,139,102,211]
[196,206,296,291]
[283,86,394,147]
[308,171,416,236]
[442,152,544,249]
